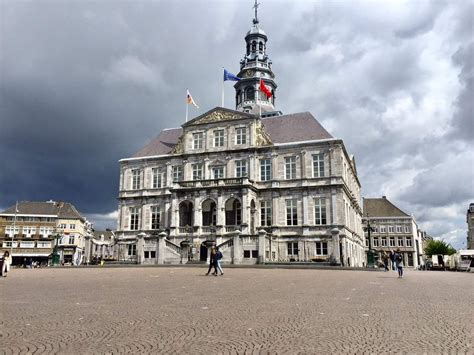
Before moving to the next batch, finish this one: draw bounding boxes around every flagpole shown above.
[186,101,189,122]
[221,68,225,107]
[258,82,261,118]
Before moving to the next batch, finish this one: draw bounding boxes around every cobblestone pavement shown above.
[0,267,473,354]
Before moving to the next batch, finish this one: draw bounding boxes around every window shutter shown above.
[144,205,151,230]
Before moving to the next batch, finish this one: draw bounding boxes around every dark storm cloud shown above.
[0,0,472,246]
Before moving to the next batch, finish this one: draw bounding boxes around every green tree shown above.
[424,239,456,257]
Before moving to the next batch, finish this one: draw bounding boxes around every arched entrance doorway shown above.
[202,199,217,226]
[225,198,242,226]
[179,201,194,227]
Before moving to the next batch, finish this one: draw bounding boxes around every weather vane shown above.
[253,0,260,24]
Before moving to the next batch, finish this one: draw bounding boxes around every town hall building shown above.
[116,5,365,266]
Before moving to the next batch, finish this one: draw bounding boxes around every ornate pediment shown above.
[255,121,273,146]
[185,108,254,127]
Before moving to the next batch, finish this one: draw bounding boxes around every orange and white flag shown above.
[186,89,199,108]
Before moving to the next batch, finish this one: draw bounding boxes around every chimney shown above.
[382,196,386,199]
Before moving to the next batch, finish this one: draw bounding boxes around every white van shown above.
[458,250,474,271]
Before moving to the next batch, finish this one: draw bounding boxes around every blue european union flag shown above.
[223,69,241,81]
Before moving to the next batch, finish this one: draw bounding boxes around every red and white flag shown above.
[259,79,272,99]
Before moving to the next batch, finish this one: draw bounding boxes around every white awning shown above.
[12,253,50,257]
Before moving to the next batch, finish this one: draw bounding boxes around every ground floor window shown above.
[287,242,298,256]
[128,244,136,256]
[315,242,328,255]
[244,250,258,258]
[144,251,156,258]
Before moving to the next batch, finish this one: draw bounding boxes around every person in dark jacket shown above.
[215,247,224,276]
[205,247,217,276]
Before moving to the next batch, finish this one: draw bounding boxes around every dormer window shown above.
[235,127,247,145]
[193,132,204,149]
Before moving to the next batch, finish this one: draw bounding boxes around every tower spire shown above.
[234,0,278,115]
[253,0,260,25]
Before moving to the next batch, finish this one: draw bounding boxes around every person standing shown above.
[205,247,217,276]
[2,251,12,277]
[395,248,404,278]
[215,247,224,276]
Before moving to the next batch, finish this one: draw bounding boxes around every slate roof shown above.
[130,111,333,159]
[1,201,84,220]
[363,197,409,218]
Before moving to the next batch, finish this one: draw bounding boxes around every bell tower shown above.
[235,1,277,115]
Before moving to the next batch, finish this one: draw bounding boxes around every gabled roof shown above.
[261,112,332,143]
[1,201,84,220]
[363,197,410,218]
[129,109,333,159]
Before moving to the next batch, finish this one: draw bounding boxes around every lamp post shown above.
[52,234,61,266]
[363,215,376,268]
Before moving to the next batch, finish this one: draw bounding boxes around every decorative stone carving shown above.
[255,121,273,146]
[198,110,241,124]
[171,135,184,154]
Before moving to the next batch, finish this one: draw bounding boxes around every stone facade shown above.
[467,203,474,249]
[363,196,424,268]
[116,7,365,266]
[0,201,90,266]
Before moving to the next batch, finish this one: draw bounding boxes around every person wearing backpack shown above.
[205,247,217,276]
[395,248,404,278]
[215,247,224,276]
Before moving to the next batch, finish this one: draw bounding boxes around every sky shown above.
[0,0,472,249]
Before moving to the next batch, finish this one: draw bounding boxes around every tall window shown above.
[397,238,404,247]
[132,169,141,190]
[396,225,402,233]
[312,154,325,177]
[315,242,328,255]
[405,225,411,233]
[69,235,75,244]
[380,226,387,233]
[172,166,183,182]
[389,237,396,247]
[381,237,387,247]
[236,127,247,145]
[373,238,379,247]
[152,167,164,188]
[245,87,255,101]
[235,160,247,178]
[260,158,271,181]
[193,132,204,149]
[260,201,272,226]
[212,166,224,179]
[192,163,203,180]
[285,156,296,180]
[406,237,412,247]
[314,198,327,225]
[130,207,139,231]
[128,244,136,256]
[286,199,298,226]
[388,226,395,233]
[214,130,225,147]
[287,242,298,256]
[151,206,160,230]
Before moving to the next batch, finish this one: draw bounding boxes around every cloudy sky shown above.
[0,0,472,248]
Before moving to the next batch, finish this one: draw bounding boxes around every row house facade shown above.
[363,196,424,268]
[0,201,90,265]
[116,8,365,266]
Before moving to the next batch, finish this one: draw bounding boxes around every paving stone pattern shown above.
[0,268,473,354]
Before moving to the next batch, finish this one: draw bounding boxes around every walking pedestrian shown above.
[215,247,224,276]
[389,250,396,271]
[205,247,217,276]
[395,248,404,278]
[381,251,389,271]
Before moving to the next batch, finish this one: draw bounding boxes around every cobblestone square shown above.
[0,267,472,354]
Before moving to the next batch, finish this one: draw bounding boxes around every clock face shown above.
[245,70,255,78]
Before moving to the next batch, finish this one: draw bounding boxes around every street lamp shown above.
[52,234,61,266]
[363,215,376,268]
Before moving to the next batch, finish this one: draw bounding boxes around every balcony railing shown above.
[174,178,247,189]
